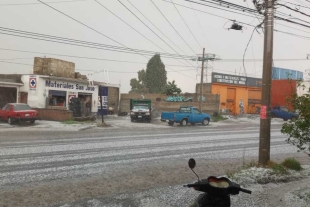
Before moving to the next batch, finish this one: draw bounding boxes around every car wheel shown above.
[180,119,188,126]
[30,120,35,124]
[291,117,297,122]
[202,118,210,126]
[8,117,13,125]
[168,121,174,126]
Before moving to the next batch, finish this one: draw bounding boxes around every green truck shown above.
[130,99,152,122]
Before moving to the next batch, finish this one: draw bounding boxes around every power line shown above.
[150,0,197,54]
[0,59,195,74]
[277,3,310,18]
[126,0,190,56]
[0,47,197,67]
[36,0,196,79]
[101,0,197,69]
[0,0,88,6]
[170,0,203,49]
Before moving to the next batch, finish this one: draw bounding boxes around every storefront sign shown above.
[68,94,77,105]
[29,75,37,91]
[45,80,95,91]
[212,72,262,87]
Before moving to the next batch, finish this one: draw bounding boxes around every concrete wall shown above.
[196,83,212,95]
[120,93,220,115]
[108,87,120,114]
[33,57,75,79]
[34,108,73,121]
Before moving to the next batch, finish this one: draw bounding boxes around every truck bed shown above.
[161,112,175,121]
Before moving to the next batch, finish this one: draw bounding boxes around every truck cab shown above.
[130,99,152,122]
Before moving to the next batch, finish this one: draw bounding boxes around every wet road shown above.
[0,121,298,206]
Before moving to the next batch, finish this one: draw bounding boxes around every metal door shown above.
[227,88,236,115]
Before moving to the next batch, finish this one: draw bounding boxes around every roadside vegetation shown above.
[63,119,95,125]
[211,113,227,122]
[226,158,303,179]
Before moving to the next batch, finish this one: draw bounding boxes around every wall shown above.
[212,84,261,115]
[297,81,310,96]
[120,93,220,115]
[20,75,99,112]
[196,83,212,95]
[34,108,73,121]
[33,57,75,79]
[108,87,120,114]
[271,80,296,108]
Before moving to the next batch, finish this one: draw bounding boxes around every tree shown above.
[281,81,310,156]
[163,80,182,95]
[129,69,148,94]
[145,54,167,93]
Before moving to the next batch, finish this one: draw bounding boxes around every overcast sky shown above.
[0,0,310,93]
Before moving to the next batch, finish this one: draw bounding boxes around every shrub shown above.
[281,158,302,171]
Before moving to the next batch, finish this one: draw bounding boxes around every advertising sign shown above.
[29,75,37,91]
[212,72,262,87]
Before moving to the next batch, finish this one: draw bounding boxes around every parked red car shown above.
[0,103,38,125]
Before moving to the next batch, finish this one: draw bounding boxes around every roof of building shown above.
[0,74,23,84]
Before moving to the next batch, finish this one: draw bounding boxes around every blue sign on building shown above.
[272,67,303,80]
[98,86,109,116]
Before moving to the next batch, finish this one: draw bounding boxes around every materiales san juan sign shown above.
[45,80,95,91]
[211,72,262,87]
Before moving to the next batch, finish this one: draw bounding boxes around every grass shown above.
[282,158,302,171]
[63,120,95,125]
[226,160,258,179]
[267,160,289,175]
[211,114,228,122]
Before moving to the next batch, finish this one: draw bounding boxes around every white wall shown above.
[21,75,99,112]
[297,81,310,96]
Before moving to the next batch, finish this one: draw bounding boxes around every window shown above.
[193,108,201,114]
[1,104,8,110]
[14,104,32,111]
[49,90,67,107]
[179,107,191,113]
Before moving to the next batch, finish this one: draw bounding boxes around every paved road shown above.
[0,121,299,207]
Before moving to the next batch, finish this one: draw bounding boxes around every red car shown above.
[0,103,38,125]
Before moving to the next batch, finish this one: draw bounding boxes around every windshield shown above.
[14,105,32,111]
[133,105,149,110]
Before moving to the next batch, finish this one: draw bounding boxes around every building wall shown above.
[120,93,220,115]
[33,57,75,79]
[20,75,99,113]
[297,81,310,96]
[271,80,296,108]
[196,83,212,94]
[34,108,73,121]
[212,84,261,115]
[108,87,120,114]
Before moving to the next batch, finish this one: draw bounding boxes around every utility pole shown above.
[199,48,205,111]
[259,0,274,165]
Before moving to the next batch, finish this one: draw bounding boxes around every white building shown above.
[20,75,99,113]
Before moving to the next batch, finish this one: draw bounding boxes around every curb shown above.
[78,125,95,131]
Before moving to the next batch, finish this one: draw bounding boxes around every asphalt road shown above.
[0,120,301,207]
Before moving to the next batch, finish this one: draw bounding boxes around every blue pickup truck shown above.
[161,106,211,126]
[271,106,299,121]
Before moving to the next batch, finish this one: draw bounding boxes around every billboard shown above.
[211,72,262,87]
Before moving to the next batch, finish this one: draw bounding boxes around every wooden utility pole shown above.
[99,85,104,123]
[259,0,274,165]
[199,48,205,111]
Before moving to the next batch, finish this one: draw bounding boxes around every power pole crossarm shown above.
[259,0,274,166]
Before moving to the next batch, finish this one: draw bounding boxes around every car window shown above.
[282,107,289,112]
[1,104,8,110]
[14,105,32,111]
[179,107,191,113]
[133,105,148,110]
[193,108,201,114]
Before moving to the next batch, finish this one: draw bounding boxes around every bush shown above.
[267,160,289,175]
[282,158,302,171]
[211,114,228,122]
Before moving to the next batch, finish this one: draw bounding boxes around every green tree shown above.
[129,69,148,94]
[145,54,167,93]
[163,80,182,95]
[281,81,310,156]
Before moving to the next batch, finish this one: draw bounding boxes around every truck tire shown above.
[168,121,174,126]
[202,118,209,126]
[180,119,188,126]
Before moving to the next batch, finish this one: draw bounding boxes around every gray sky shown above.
[0,0,310,93]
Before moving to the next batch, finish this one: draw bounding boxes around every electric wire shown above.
[0,0,87,6]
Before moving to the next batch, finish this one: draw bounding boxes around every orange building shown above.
[211,72,262,115]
